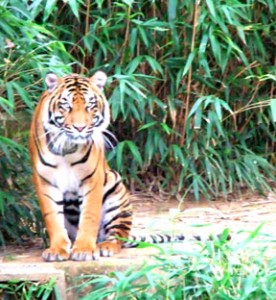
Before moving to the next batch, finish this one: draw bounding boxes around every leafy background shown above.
[0,0,275,244]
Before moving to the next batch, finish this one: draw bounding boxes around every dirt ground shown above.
[1,189,276,262]
[131,189,276,239]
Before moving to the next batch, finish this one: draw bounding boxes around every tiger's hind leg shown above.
[97,170,132,257]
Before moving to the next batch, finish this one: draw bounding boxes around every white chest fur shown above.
[36,145,91,193]
[54,159,79,192]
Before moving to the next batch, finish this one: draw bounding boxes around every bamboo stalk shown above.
[81,0,91,73]
[179,0,200,147]
[120,6,131,65]
[238,81,261,134]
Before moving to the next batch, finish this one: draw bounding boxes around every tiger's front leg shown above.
[33,173,71,261]
[71,179,104,261]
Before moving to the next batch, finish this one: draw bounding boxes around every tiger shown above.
[28,72,181,261]
[29,72,228,262]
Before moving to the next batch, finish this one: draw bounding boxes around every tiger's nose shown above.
[73,125,86,132]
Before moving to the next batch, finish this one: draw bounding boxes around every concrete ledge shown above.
[0,248,162,299]
[0,263,67,299]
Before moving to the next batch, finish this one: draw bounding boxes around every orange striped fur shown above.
[29,72,132,261]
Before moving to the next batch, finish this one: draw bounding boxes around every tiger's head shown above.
[43,71,113,152]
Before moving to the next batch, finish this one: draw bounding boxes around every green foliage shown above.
[0,0,275,245]
[74,229,276,299]
[0,0,73,245]
[0,134,42,244]
[0,277,58,300]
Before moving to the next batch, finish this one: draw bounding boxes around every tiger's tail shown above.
[122,231,230,248]
[122,233,199,248]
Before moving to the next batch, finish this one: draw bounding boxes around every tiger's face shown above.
[43,72,110,150]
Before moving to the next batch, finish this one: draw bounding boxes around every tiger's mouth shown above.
[64,124,94,143]
[65,131,93,145]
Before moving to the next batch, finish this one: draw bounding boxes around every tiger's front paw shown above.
[98,241,121,257]
[42,247,70,262]
[71,241,99,261]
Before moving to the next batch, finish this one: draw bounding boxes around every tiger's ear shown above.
[45,73,59,93]
[90,71,107,91]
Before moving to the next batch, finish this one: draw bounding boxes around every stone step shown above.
[0,247,168,299]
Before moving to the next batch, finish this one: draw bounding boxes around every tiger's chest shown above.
[37,146,95,193]
[54,159,80,192]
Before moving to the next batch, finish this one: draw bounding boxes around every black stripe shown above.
[55,200,64,205]
[194,235,201,241]
[105,198,130,214]
[67,219,79,226]
[37,172,58,188]
[157,234,165,243]
[79,168,97,186]
[64,212,79,219]
[105,224,131,232]
[95,118,104,128]
[71,144,92,166]
[130,235,137,241]
[44,210,63,218]
[43,194,64,205]
[66,218,79,226]
[177,234,185,241]
[102,181,121,203]
[64,212,80,222]
[165,234,171,242]
[48,107,58,126]
[64,83,77,89]
[79,159,100,186]
[66,211,79,218]
[48,109,52,121]
[64,202,80,211]
[102,102,105,119]
[103,172,108,185]
[35,139,57,168]
[103,211,132,230]
[83,188,93,197]
[150,235,158,243]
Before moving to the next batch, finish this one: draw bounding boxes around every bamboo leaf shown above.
[43,0,57,21]
[109,87,121,120]
[138,121,157,131]
[168,0,177,22]
[214,100,222,121]
[206,0,217,19]
[119,79,126,118]
[188,97,205,118]
[194,108,202,129]
[126,141,143,166]
[127,56,143,74]
[160,123,172,135]
[144,56,164,75]
[116,142,125,171]
[138,26,149,47]
[171,144,185,165]
[209,29,222,68]
[182,50,196,77]
[270,99,276,122]
[68,0,80,20]
[0,96,14,115]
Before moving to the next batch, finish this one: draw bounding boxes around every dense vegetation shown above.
[74,229,276,299]
[1,229,276,299]
[0,0,275,244]
[0,277,57,300]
